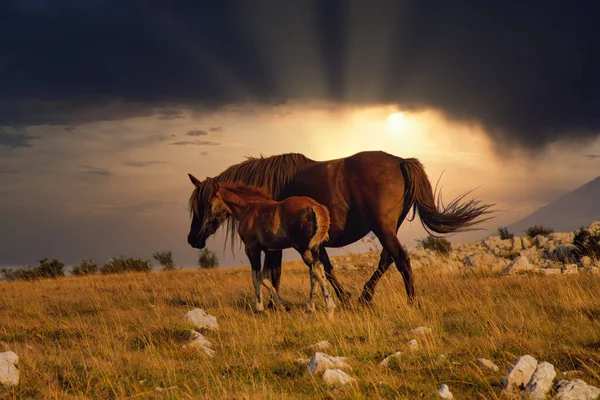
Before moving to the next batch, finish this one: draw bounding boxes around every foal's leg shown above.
[358,248,394,305]
[261,272,285,310]
[306,269,318,313]
[302,249,336,314]
[263,250,283,309]
[245,247,265,312]
[319,248,352,304]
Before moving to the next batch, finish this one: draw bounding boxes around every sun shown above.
[387,112,407,134]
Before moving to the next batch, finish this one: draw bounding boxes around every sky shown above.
[1,1,600,268]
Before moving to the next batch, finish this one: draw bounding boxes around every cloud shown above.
[0,128,39,148]
[584,154,600,159]
[186,130,208,136]
[123,160,170,167]
[0,167,18,174]
[2,1,600,152]
[80,165,112,176]
[209,127,223,132]
[170,140,220,146]
[200,151,209,156]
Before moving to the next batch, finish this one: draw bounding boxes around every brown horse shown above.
[203,179,335,313]
[187,150,493,306]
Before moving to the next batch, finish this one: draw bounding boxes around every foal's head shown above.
[187,175,231,249]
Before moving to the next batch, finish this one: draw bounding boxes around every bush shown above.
[417,235,452,256]
[153,251,176,271]
[498,227,514,240]
[100,256,152,275]
[198,249,219,269]
[1,258,65,281]
[72,259,98,276]
[525,225,554,238]
[573,226,600,260]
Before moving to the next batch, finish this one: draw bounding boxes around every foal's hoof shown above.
[255,302,265,313]
[305,304,316,314]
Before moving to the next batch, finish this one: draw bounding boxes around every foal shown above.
[204,179,336,314]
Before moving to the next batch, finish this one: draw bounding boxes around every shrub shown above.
[1,258,65,281]
[498,227,514,240]
[198,249,219,269]
[573,226,600,260]
[525,225,554,238]
[153,251,176,271]
[417,235,452,256]
[100,256,152,275]
[72,259,98,276]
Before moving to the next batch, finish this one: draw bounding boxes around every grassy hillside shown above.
[1,256,600,399]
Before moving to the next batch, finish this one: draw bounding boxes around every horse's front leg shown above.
[245,246,264,312]
[263,250,284,309]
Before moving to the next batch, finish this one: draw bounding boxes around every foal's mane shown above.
[188,153,316,251]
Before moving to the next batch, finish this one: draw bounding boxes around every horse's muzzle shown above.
[187,235,206,249]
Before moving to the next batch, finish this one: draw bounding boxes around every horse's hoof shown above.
[305,304,316,313]
[255,302,265,312]
[357,292,374,307]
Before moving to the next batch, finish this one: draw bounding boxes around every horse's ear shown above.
[188,173,202,187]
[211,179,220,193]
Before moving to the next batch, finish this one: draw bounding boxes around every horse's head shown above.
[187,174,231,249]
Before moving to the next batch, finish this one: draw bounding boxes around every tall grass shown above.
[1,255,599,399]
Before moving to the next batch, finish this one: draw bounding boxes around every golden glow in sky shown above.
[386,112,407,134]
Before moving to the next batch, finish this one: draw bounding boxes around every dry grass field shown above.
[1,254,600,399]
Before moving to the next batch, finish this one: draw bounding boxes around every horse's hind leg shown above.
[306,269,318,313]
[358,248,394,305]
[375,231,416,305]
[303,249,336,315]
[319,248,352,304]
[245,247,265,312]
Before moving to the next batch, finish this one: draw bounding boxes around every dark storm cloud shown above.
[80,165,112,177]
[584,154,600,159]
[123,160,170,167]
[186,130,209,137]
[209,127,223,133]
[0,167,18,174]
[0,128,39,148]
[2,1,600,150]
[170,140,220,146]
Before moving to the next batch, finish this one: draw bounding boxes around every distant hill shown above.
[507,176,600,236]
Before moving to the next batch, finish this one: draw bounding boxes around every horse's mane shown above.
[189,153,317,252]
[217,182,273,201]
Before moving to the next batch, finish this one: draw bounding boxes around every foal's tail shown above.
[399,158,494,235]
[308,204,330,249]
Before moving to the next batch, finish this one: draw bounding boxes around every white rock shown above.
[380,351,402,367]
[307,352,351,376]
[0,351,19,386]
[504,255,532,275]
[310,340,331,351]
[541,268,562,275]
[580,256,593,268]
[322,369,356,386]
[555,379,600,400]
[534,235,549,248]
[477,358,499,372]
[524,361,556,399]
[502,355,538,391]
[184,308,218,331]
[408,339,419,350]
[438,384,454,399]
[562,264,578,274]
[409,326,432,336]
[183,330,215,357]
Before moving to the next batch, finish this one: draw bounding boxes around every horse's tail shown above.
[399,158,494,235]
[308,204,330,249]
